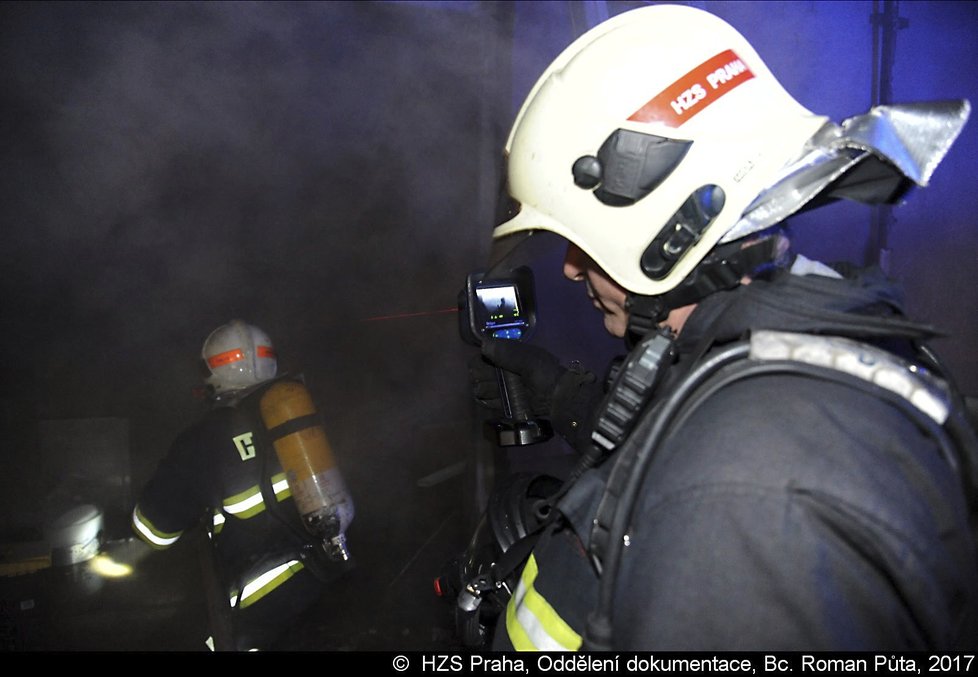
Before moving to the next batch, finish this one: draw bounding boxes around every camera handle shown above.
[485,367,554,446]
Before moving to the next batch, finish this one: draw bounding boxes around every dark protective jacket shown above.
[493,263,978,651]
[132,377,317,614]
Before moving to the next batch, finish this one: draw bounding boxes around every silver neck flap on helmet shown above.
[724,100,971,244]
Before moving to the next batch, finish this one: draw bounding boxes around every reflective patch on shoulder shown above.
[750,331,950,424]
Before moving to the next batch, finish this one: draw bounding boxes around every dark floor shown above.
[1,529,469,652]
[0,399,481,651]
[0,440,570,653]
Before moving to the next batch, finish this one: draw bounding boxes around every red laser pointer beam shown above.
[361,307,458,323]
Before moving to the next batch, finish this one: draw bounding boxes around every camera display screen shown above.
[475,282,528,340]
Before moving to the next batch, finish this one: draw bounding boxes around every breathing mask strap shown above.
[624,237,780,345]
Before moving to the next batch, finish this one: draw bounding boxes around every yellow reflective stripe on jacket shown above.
[131,505,182,550]
[222,472,292,519]
[229,559,304,609]
[212,511,226,534]
[271,473,291,500]
[505,554,582,651]
[223,485,265,518]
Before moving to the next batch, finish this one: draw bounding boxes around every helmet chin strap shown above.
[624,236,780,344]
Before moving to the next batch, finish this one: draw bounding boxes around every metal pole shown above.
[869,0,908,273]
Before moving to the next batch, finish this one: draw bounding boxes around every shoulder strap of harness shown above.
[582,330,978,650]
[236,376,335,573]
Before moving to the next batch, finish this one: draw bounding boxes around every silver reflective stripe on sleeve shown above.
[222,473,292,520]
[229,559,304,609]
[223,487,265,518]
[131,506,182,548]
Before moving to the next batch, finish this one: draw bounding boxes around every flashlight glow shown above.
[90,554,133,578]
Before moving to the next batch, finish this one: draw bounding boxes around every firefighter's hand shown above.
[480,338,565,416]
[473,339,602,452]
[468,353,504,411]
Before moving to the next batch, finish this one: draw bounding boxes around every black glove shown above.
[471,338,603,453]
[468,354,507,412]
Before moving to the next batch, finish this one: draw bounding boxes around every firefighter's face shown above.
[562,242,697,337]
[562,242,629,337]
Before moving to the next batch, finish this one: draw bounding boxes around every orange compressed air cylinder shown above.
[259,380,354,557]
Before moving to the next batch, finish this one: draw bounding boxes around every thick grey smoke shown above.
[0,2,508,420]
[0,1,524,649]
[1,0,975,650]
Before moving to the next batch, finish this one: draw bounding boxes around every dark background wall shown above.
[0,0,975,651]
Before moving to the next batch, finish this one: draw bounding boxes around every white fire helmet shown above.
[201,320,277,394]
[494,4,830,297]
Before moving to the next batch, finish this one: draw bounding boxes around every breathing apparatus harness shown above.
[580,328,978,650]
[446,322,675,648]
[212,376,351,617]
[566,234,784,488]
[586,252,978,649]
[455,272,978,650]
[450,474,563,647]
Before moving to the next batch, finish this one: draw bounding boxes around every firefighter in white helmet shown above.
[132,319,354,650]
[469,4,977,651]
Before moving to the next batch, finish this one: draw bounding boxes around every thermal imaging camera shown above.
[459,266,551,447]
[459,266,537,346]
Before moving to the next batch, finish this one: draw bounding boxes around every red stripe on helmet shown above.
[629,49,754,128]
[257,345,275,359]
[207,348,245,369]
